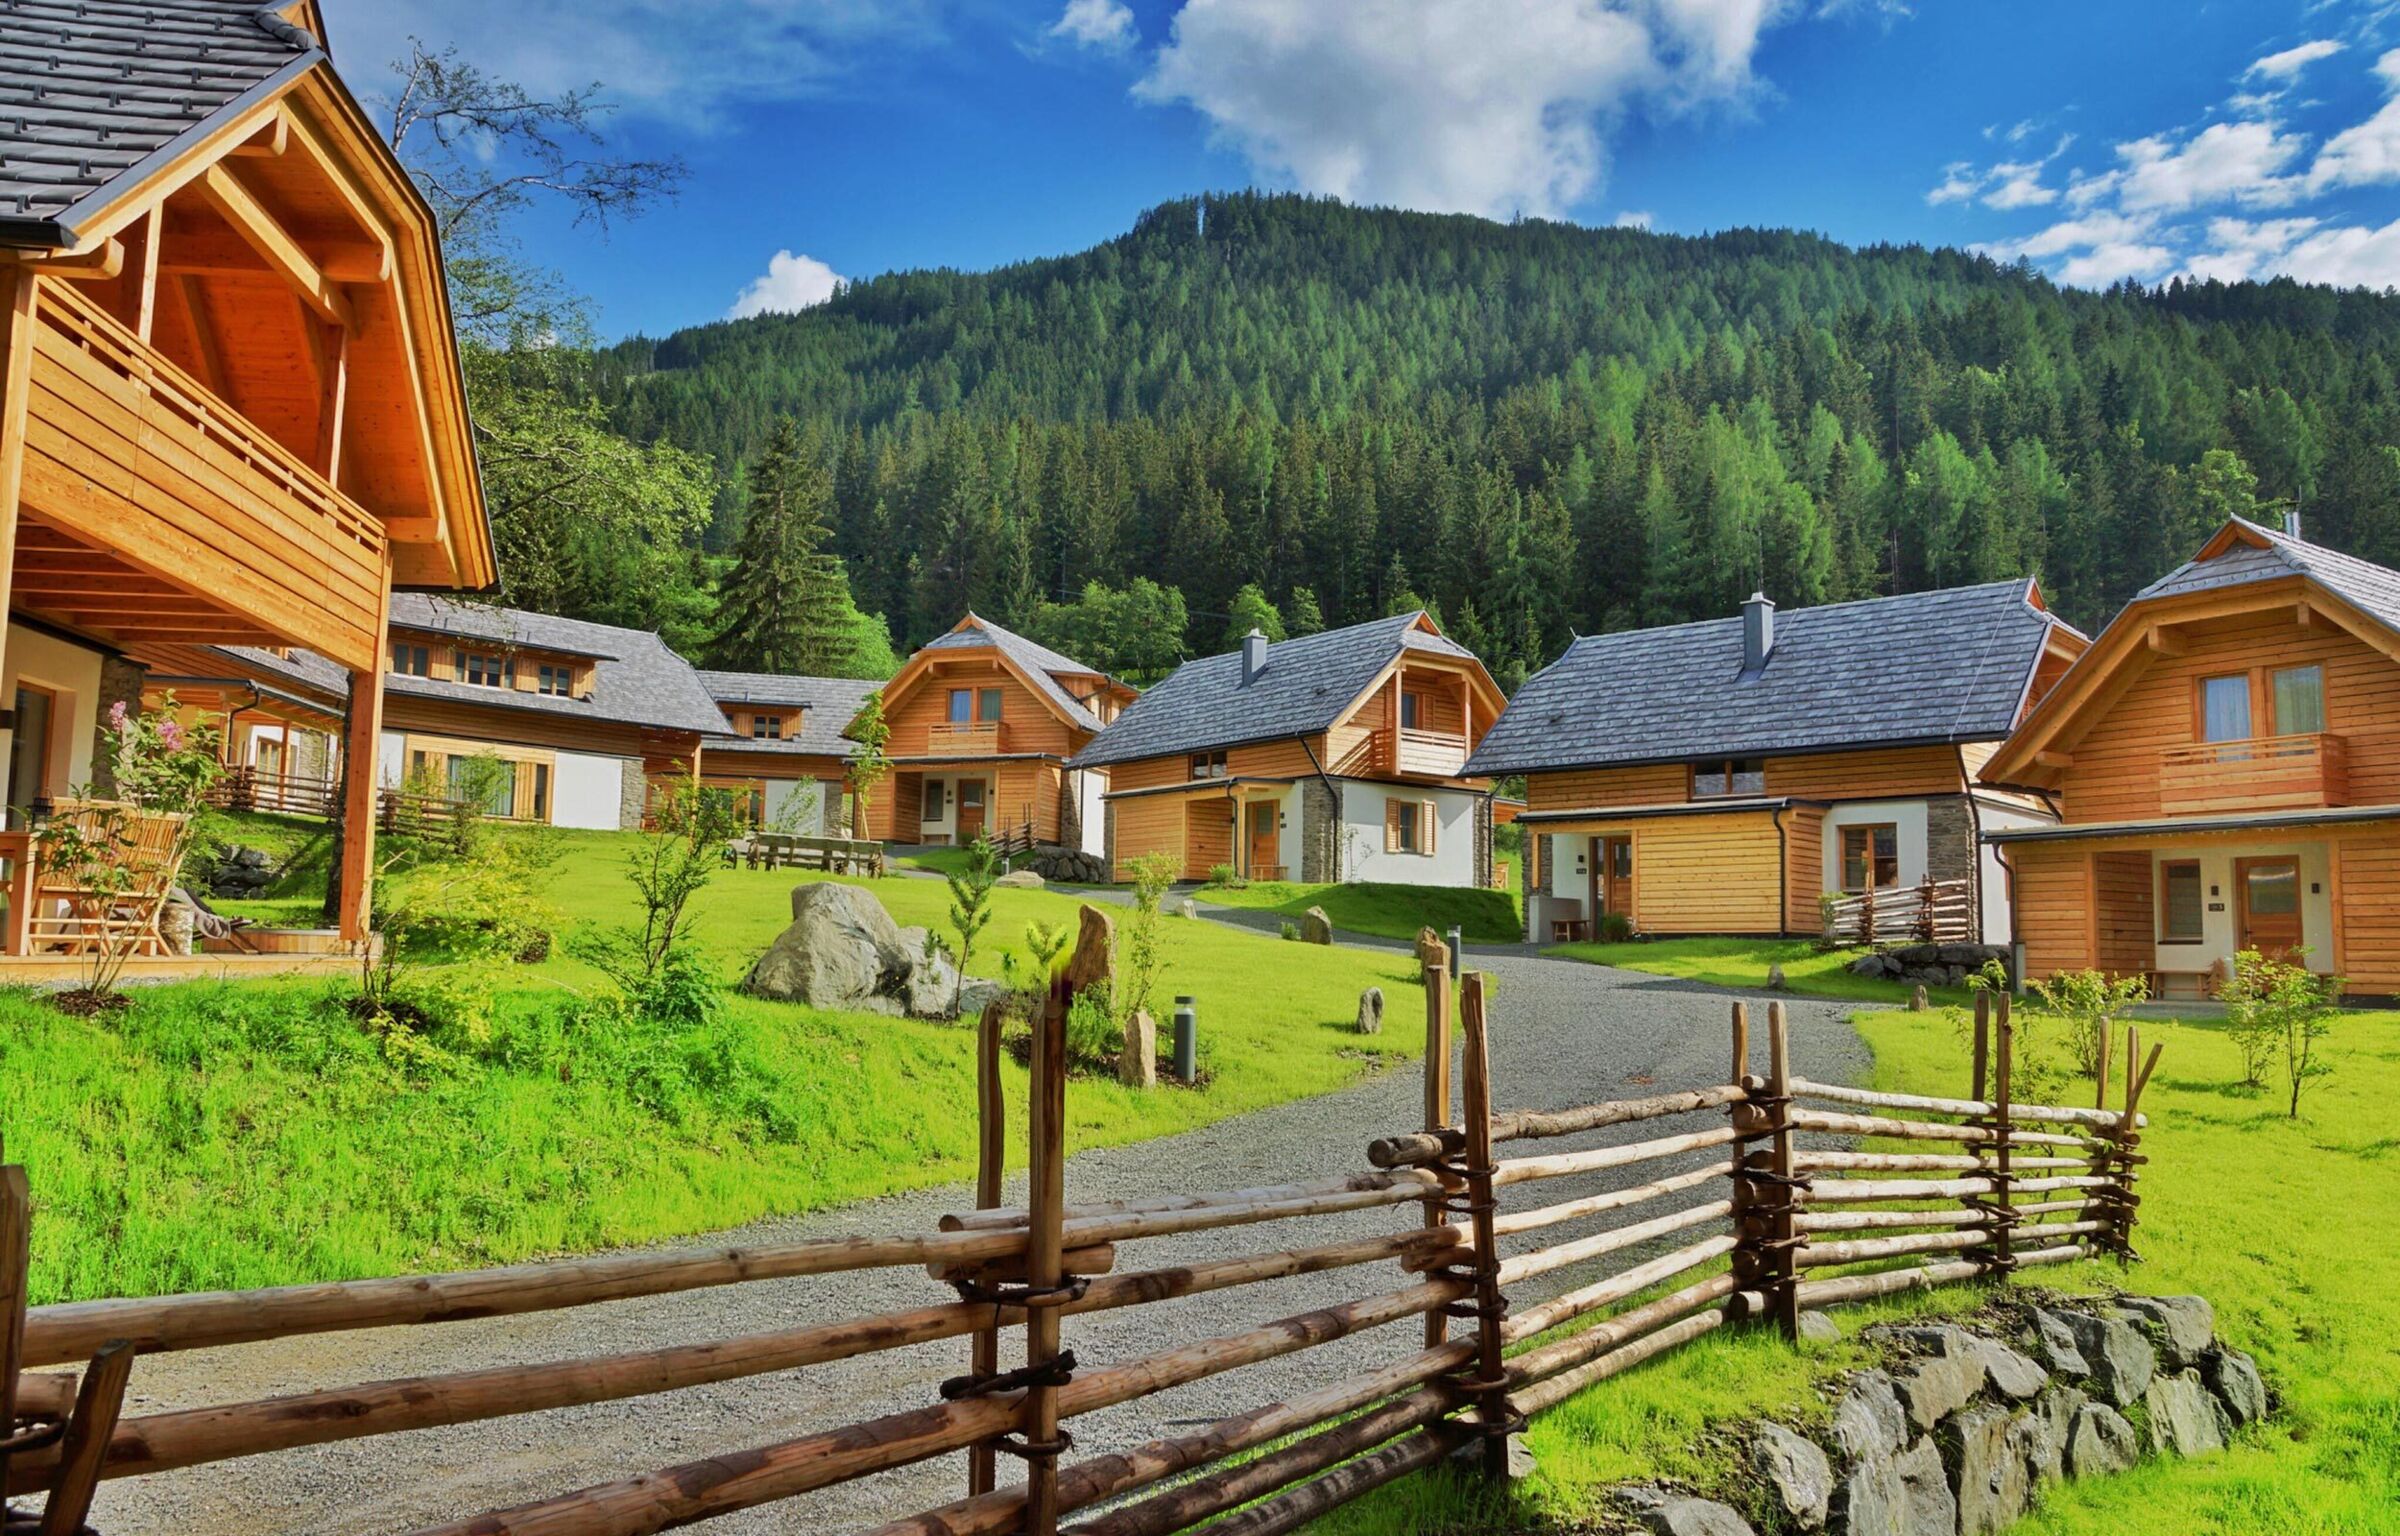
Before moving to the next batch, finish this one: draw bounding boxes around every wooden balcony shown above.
[2158,732,2348,814]
[926,721,1007,756]
[1392,727,1470,778]
[12,277,388,672]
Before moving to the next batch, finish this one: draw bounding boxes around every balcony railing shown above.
[926,721,1007,756]
[2158,732,2348,814]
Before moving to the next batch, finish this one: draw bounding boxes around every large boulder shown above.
[1831,1370,1910,1464]
[2116,1295,2215,1371]
[1636,1498,1756,1536]
[745,884,994,1019]
[995,869,1046,889]
[1891,1349,1985,1431]
[2065,1402,2139,1477]
[1355,987,1385,1035]
[2204,1347,2268,1427]
[1834,1435,1955,1536]
[2042,1308,2155,1406]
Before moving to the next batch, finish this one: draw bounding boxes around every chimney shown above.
[2283,507,2304,541]
[1241,628,1269,686]
[1740,593,1776,676]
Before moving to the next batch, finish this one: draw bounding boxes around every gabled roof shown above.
[1069,611,1492,770]
[1468,579,2073,777]
[2137,516,2400,634]
[0,1,318,243]
[898,614,1116,735]
[383,596,733,737]
[698,670,881,759]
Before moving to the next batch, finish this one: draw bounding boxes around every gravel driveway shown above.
[93,936,1872,1536]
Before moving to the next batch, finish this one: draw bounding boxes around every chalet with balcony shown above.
[1981,516,2400,999]
[860,615,1133,852]
[1476,583,2086,944]
[0,0,493,951]
[1070,613,1506,886]
[698,669,880,833]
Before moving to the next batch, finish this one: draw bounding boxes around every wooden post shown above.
[36,1340,134,1536]
[1730,1000,1750,1085]
[1456,975,1515,1480]
[0,272,36,793]
[0,1161,29,1500]
[332,551,391,944]
[2093,1018,2112,1114]
[1728,1002,1764,1301]
[965,1000,1007,1500]
[1021,969,1069,1536]
[1970,992,1990,1105]
[2113,1026,2164,1260]
[1990,995,2016,1274]
[1420,940,1455,1348]
[1764,1002,1800,1337]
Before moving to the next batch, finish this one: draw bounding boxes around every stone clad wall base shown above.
[1299,779,1340,883]
[619,760,647,830]
[1925,793,1978,929]
[88,655,147,798]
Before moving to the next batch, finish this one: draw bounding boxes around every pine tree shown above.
[708,419,865,676]
[1282,586,1326,637]
[1222,583,1287,649]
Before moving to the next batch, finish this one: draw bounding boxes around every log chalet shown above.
[1477,583,2086,944]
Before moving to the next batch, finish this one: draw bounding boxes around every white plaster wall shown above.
[1818,800,1931,901]
[4,624,104,810]
[763,777,821,831]
[1339,780,1477,888]
[1547,832,1588,900]
[918,774,957,842]
[2152,841,2336,977]
[1075,768,1109,858]
[376,729,408,789]
[552,752,629,830]
[1974,799,2055,946]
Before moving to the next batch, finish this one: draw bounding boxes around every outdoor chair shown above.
[21,800,190,959]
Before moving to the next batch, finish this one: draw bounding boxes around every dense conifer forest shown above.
[578,192,2400,685]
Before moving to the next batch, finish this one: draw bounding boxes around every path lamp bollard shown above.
[1448,926,1463,979]
[1173,996,1198,1083]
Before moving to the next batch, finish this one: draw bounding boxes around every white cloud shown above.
[1926,162,1981,205]
[2246,39,2342,80]
[1614,209,1656,228]
[1051,0,1136,51]
[2308,48,2400,190]
[1926,134,2072,209]
[2056,242,2176,286]
[1135,0,1802,220]
[1981,159,2059,209]
[2278,218,2400,289]
[2182,216,2321,281]
[1973,210,2157,262]
[728,251,845,318]
[2112,120,2308,210]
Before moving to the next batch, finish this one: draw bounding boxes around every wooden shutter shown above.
[1385,800,1403,853]
[1421,801,1437,854]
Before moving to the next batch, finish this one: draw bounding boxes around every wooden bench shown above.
[735,833,887,877]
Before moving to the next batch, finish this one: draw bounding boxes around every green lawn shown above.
[1197,878,1521,944]
[1547,935,1973,1005]
[1319,1002,2400,1535]
[1,826,1433,1304]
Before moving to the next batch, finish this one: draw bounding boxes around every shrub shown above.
[1117,850,1179,1024]
[2024,967,2148,1098]
[1279,920,1300,942]
[2222,948,2342,1117]
[1064,988,1122,1075]
[1204,863,1245,889]
[1598,912,1635,943]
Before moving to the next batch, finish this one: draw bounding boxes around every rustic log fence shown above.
[0,911,2159,1536]
[1821,874,1973,944]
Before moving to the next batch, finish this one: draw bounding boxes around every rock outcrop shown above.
[744,883,999,1019]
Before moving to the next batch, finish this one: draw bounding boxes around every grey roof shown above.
[383,595,733,737]
[1070,612,1481,770]
[1467,579,2066,777]
[0,1,320,243]
[698,670,880,759]
[2136,516,2400,633]
[203,643,348,703]
[922,614,1111,733]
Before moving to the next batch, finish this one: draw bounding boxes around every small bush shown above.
[1204,863,1246,889]
[1279,920,1300,942]
[2021,967,2148,1101]
[1598,912,1635,943]
[1064,989,1122,1075]
[2222,947,2341,1117]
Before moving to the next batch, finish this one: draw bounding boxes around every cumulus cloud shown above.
[2056,242,2176,286]
[1973,210,2158,262]
[2277,219,2400,289]
[2183,216,2322,282]
[1051,0,1137,51]
[1614,209,1656,228]
[728,251,845,319]
[2246,39,2342,80]
[1134,0,1801,219]
[2308,47,2400,191]
[1925,135,2072,209]
[2111,120,2308,210]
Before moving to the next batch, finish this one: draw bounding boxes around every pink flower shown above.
[158,718,183,750]
[107,700,130,731]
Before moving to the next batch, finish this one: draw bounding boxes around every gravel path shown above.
[94,938,1873,1536]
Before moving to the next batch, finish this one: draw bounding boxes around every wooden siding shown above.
[1109,737,1322,794]
[2337,835,2400,992]
[886,658,1084,759]
[1113,792,1187,881]
[381,694,656,760]
[2055,608,2400,821]
[2092,851,2154,978]
[1526,745,1966,813]
[1525,763,1688,811]
[702,747,848,784]
[860,759,1067,844]
[1783,806,1826,934]
[2011,844,2093,978]
[1630,812,1786,934]
[1186,798,1235,875]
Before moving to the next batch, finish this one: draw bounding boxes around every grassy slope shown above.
[1,828,1431,1303]
[1320,1003,2400,1535]
[1548,936,1973,1005]
[1197,880,1521,944]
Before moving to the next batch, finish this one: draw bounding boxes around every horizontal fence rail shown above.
[0,915,2162,1536]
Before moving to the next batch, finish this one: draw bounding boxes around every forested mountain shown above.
[591,192,2400,686]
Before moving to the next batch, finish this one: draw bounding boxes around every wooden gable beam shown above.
[230,109,290,159]
[0,240,123,282]
[167,275,230,400]
[191,164,352,328]
[2145,626,2186,657]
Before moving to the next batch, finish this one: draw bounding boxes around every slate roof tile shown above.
[697,670,879,759]
[1466,579,2065,776]
[380,595,733,737]
[2137,515,2400,634]
[924,615,1112,733]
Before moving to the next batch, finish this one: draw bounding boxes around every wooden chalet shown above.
[1981,515,2400,999]
[859,615,1132,853]
[1070,613,1507,886]
[1478,584,2086,944]
[0,0,493,953]
[698,669,880,833]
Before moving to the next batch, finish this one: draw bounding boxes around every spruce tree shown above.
[708,419,863,676]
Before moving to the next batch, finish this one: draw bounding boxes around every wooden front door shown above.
[956,778,987,842]
[1247,802,1278,879]
[1587,835,1633,926]
[2235,856,2303,958]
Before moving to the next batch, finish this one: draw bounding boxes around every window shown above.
[1189,750,1228,781]
[2271,665,2325,735]
[1840,824,1900,892]
[536,664,574,697]
[2159,860,2203,942]
[1400,692,1425,730]
[459,651,511,689]
[751,713,783,740]
[389,642,430,678]
[1692,758,1766,797]
[978,688,1003,723]
[2199,674,2251,742]
[1386,799,1436,855]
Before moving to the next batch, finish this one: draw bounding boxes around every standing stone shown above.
[2065,1403,2139,1477]
[2203,1347,2268,1427]
[1751,1422,1832,1531]
[1910,984,1929,1011]
[1637,1497,1757,1536]
[1176,897,1198,919]
[2116,1295,2216,1370]
[1797,1310,1841,1344]
[1766,963,1787,990]
[1832,1370,1910,1464]
[1119,1009,1157,1088]
[2143,1371,2231,1458]
[1300,905,1335,944]
[1945,1402,2032,1536]
[2047,1310,2155,1406]
[1355,986,1385,1035]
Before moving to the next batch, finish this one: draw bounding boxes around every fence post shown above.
[35,1339,134,1536]
[1990,996,2017,1276]
[1970,992,1990,1105]
[1728,1002,1765,1303]
[1455,974,1517,1481]
[1422,938,1455,1349]
[0,1159,28,1503]
[2111,1026,2164,1261]
[964,999,1007,1500]
[1019,968,1071,1536]
[1764,1001,1801,1339]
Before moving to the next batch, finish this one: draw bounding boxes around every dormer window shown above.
[459,651,512,688]
[390,642,430,678]
[752,713,783,740]
[536,664,574,697]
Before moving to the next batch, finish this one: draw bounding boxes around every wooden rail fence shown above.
[0,909,2160,1535]
[1822,874,1973,944]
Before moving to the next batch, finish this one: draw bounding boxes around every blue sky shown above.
[321,0,2400,340]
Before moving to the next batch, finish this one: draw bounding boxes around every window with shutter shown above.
[1420,800,1437,854]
